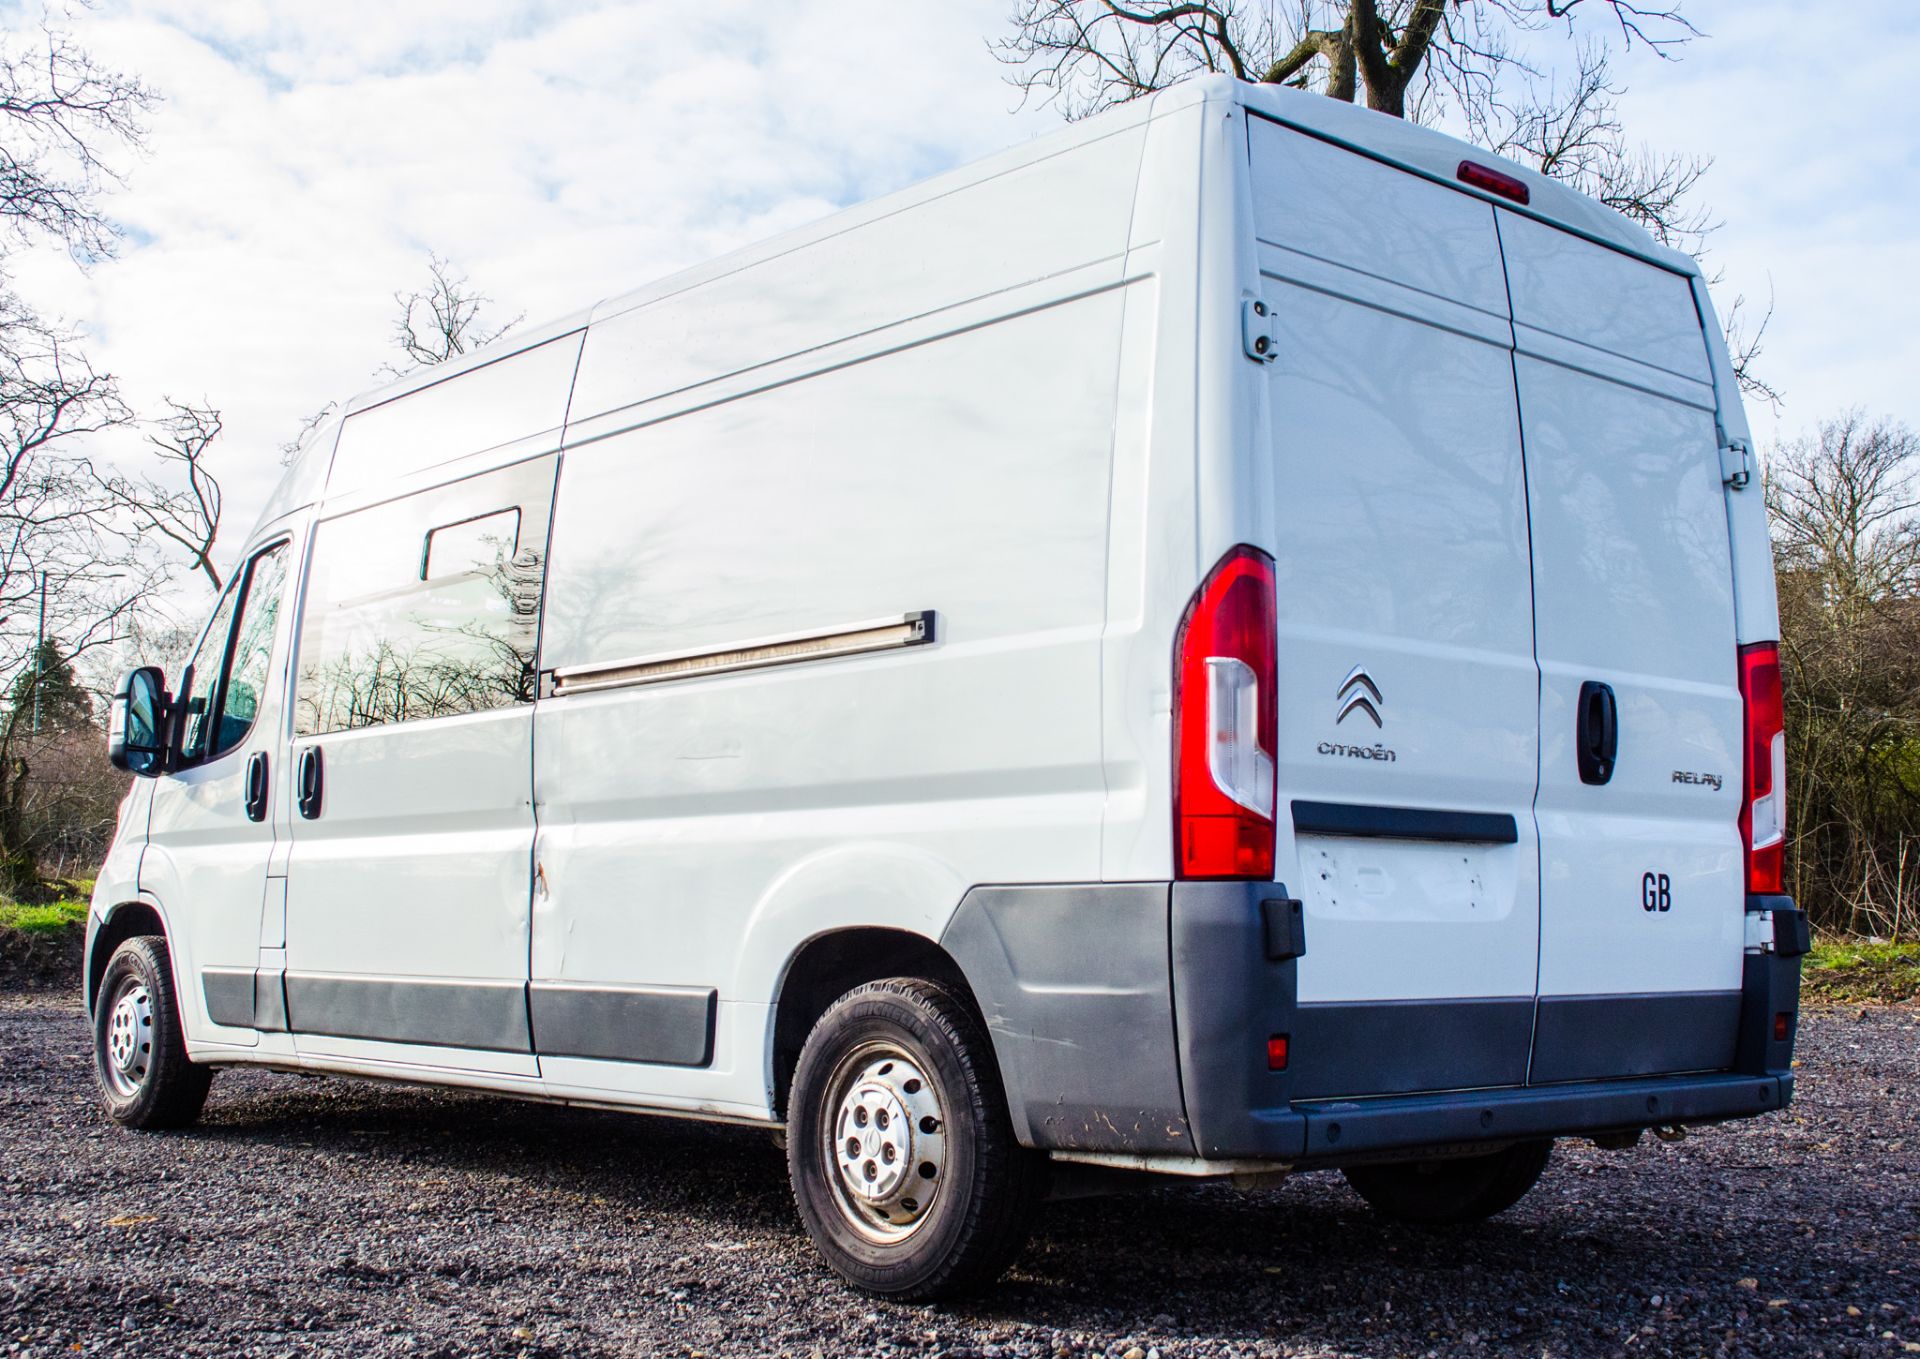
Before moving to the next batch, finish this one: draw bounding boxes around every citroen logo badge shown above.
[1336,666,1383,727]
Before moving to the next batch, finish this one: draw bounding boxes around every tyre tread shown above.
[787,976,1042,1299]
[93,935,212,1131]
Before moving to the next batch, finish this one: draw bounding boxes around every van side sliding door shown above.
[281,454,558,1073]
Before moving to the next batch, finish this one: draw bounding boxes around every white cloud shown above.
[5,0,1914,599]
[9,0,1059,580]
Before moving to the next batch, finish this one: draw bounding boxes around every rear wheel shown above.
[787,978,1043,1299]
[1343,1139,1552,1225]
[92,935,212,1130]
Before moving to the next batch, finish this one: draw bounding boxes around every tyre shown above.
[1343,1139,1552,1225]
[787,977,1044,1299]
[92,935,213,1130]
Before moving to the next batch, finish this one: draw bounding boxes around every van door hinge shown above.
[1719,437,1754,490]
[1242,298,1277,363]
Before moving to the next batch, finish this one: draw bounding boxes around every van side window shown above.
[176,540,291,765]
[423,507,521,581]
[294,455,555,738]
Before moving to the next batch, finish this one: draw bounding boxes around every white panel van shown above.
[88,76,1806,1298]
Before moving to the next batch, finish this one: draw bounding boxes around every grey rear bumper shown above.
[1288,1069,1789,1160]
[941,881,1804,1166]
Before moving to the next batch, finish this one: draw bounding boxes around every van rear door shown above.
[1497,210,1747,1082]
[1248,120,1543,1100]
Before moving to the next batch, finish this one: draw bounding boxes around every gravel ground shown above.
[2,990,1916,1359]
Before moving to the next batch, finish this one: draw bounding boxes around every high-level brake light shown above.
[1174,546,1278,880]
[1457,159,1531,205]
[1737,642,1787,895]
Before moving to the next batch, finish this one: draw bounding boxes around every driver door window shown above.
[178,542,291,766]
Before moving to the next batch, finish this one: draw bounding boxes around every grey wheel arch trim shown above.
[939,883,1196,1157]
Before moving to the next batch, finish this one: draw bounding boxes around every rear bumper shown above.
[943,882,1804,1165]
[1284,1069,1789,1162]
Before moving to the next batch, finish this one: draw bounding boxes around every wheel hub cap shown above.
[102,980,154,1096]
[824,1048,947,1242]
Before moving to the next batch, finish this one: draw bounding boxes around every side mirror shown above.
[107,666,170,776]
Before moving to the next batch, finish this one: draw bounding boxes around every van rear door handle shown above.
[296,745,324,820]
[244,752,269,822]
[1576,681,1618,785]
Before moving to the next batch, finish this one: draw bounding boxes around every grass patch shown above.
[1803,938,1920,1005]
[0,894,88,935]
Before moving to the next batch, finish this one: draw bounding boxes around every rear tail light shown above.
[1266,1034,1290,1071]
[1174,546,1278,879]
[1737,642,1787,895]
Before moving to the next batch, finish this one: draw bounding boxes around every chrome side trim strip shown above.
[545,610,935,697]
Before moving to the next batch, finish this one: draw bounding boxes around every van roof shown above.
[294,76,1698,488]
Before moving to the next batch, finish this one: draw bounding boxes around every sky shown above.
[7,0,1918,591]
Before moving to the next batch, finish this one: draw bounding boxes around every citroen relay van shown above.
[89,76,1805,1298]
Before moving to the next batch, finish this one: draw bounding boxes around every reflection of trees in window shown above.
[293,455,555,739]
[297,541,541,734]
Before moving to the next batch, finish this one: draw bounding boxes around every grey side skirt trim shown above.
[201,968,256,1029]
[253,970,289,1032]
[529,982,717,1067]
[284,974,532,1052]
[275,973,719,1067]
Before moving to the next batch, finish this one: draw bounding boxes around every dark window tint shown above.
[294,456,556,738]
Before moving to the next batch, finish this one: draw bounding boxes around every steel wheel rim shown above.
[101,975,155,1099]
[819,1040,948,1245]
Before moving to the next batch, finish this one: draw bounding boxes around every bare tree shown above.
[0,19,209,895]
[1721,288,1781,412]
[997,1,1781,399]
[276,253,521,467]
[0,306,164,893]
[382,252,521,378]
[1000,3,1702,232]
[0,21,155,264]
[279,400,337,467]
[92,398,224,591]
[1460,40,1710,244]
[1766,413,1920,941]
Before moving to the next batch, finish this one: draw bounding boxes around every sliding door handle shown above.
[296,745,324,820]
[243,752,269,822]
[1577,680,1618,785]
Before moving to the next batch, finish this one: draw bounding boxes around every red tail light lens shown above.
[1266,1034,1290,1071]
[1737,642,1786,895]
[1174,546,1278,880]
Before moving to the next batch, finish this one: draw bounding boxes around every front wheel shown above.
[786,978,1044,1299]
[92,935,212,1130]
[1343,1139,1552,1225]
